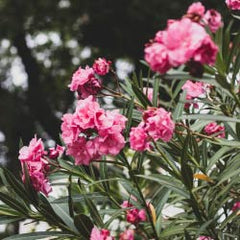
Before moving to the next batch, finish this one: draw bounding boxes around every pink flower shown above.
[143,107,175,142]
[187,2,206,17]
[48,145,65,159]
[204,122,225,138]
[203,10,223,33]
[193,36,218,65]
[226,0,240,10]
[90,227,114,240]
[69,66,101,99]
[121,201,146,225]
[182,80,204,98]
[61,96,127,165]
[129,123,150,152]
[119,229,134,240]
[145,18,218,74]
[198,236,213,240]
[232,202,240,211]
[93,58,111,75]
[18,137,52,196]
[144,42,171,74]
[143,87,154,102]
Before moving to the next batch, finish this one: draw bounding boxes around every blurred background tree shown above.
[0,0,226,172]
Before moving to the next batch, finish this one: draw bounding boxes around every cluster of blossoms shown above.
[121,201,146,225]
[226,0,240,10]
[144,2,219,74]
[61,96,127,165]
[69,58,111,99]
[130,107,175,152]
[182,80,205,109]
[198,236,213,240]
[204,122,225,138]
[18,137,64,196]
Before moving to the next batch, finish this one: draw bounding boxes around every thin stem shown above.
[121,156,159,239]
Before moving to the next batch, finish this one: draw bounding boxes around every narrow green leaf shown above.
[74,214,93,239]
[132,85,152,108]
[2,232,73,240]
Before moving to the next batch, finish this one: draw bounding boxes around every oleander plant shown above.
[1,1,240,239]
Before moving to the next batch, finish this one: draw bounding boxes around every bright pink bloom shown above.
[69,66,101,99]
[187,2,206,17]
[121,201,146,225]
[198,237,213,240]
[129,123,150,152]
[48,145,65,159]
[18,137,52,196]
[61,96,127,165]
[93,58,111,76]
[226,0,240,10]
[143,107,175,142]
[145,18,218,74]
[90,227,114,240]
[182,80,204,98]
[119,229,134,240]
[144,43,171,74]
[204,122,225,138]
[193,36,218,65]
[232,202,240,211]
[203,10,223,33]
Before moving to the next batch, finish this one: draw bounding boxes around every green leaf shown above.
[0,192,28,215]
[137,174,189,198]
[172,90,186,121]
[181,134,193,190]
[52,193,107,204]
[132,85,152,108]
[2,232,73,240]
[51,202,79,233]
[125,97,135,136]
[181,114,240,123]
[0,216,23,225]
[74,214,93,239]
[84,197,104,227]
[153,78,159,107]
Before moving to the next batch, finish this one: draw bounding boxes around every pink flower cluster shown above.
[232,201,240,211]
[130,107,175,152]
[90,227,114,240]
[121,201,146,225]
[186,2,223,33]
[204,122,225,138]
[145,18,218,74]
[69,58,111,99]
[226,0,240,10]
[93,58,112,76]
[61,96,127,165]
[18,137,65,196]
[182,80,205,108]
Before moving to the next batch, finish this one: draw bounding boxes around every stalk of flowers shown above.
[226,0,240,10]
[69,58,111,99]
[144,3,219,75]
[61,95,127,165]
[18,136,65,196]
[130,107,175,152]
